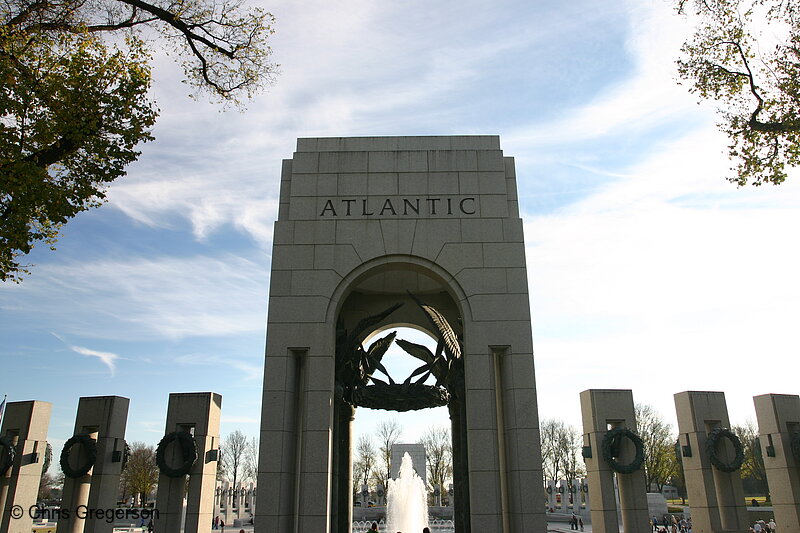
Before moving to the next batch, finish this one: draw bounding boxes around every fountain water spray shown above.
[386,452,428,533]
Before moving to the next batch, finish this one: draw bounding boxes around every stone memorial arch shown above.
[257,136,546,533]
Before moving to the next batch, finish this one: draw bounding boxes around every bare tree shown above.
[369,466,385,492]
[353,435,378,490]
[563,428,585,486]
[119,442,158,506]
[221,430,250,507]
[636,403,678,492]
[421,426,452,498]
[540,418,583,486]
[38,472,59,500]
[241,436,258,486]
[376,419,402,484]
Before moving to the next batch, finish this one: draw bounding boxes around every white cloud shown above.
[69,346,120,376]
[106,0,638,246]
[525,122,800,428]
[107,158,283,247]
[506,0,706,152]
[4,254,269,341]
[51,333,120,376]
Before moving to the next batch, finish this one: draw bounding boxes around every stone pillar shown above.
[154,392,221,533]
[213,485,221,521]
[57,396,129,533]
[580,389,650,533]
[546,480,556,510]
[332,402,354,533]
[557,479,568,512]
[218,486,225,524]
[377,483,386,506]
[223,482,230,524]
[582,478,591,517]
[0,401,52,533]
[225,483,233,526]
[236,485,241,518]
[247,484,255,516]
[674,391,748,533]
[570,478,580,515]
[753,393,800,531]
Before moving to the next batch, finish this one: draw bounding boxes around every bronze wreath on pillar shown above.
[156,431,198,478]
[0,436,15,475]
[790,432,800,462]
[60,434,97,478]
[705,427,744,472]
[601,427,645,474]
[120,442,132,471]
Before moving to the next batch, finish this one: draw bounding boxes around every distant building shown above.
[661,485,679,499]
[649,484,679,499]
[390,443,426,483]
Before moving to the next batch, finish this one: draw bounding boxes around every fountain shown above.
[386,452,429,533]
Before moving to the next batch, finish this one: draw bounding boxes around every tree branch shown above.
[713,40,800,132]
[4,0,51,27]
[115,0,235,58]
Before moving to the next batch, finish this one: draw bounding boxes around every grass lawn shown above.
[666,496,771,506]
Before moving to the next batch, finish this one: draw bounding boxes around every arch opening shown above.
[351,326,453,530]
[331,263,471,533]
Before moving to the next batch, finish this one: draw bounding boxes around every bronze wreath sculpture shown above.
[60,434,97,478]
[790,432,800,462]
[0,436,15,475]
[705,427,744,473]
[156,431,198,478]
[601,427,645,474]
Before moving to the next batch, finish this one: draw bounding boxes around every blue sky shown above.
[3,0,800,464]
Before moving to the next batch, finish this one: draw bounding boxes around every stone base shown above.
[647,493,668,517]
